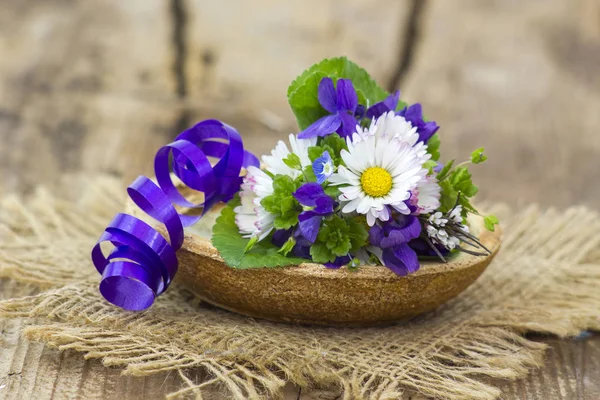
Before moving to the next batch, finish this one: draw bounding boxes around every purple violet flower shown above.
[292,182,334,243]
[366,91,400,120]
[366,91,439,144]
[312,150,334,184]
[298,77,360,139]
[408,237,450,258]
[369,215,422,276]
[324,255,352,269]
[397,103,439,144]
[271,228,313,259]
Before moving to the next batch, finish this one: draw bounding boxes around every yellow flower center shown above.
[360,167,393,197]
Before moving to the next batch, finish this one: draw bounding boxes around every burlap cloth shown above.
[0,175,599,400]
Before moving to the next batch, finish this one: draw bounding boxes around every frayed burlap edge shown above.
[0,176,599,400]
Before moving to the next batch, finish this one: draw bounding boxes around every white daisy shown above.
[356,111,420,146]
[329,119,429,226]
[408,175,441,215]
[261,133,317,179]
[234,166,275,241]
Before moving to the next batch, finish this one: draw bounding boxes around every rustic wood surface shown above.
[0,0,599,399]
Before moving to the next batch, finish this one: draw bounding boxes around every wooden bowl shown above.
[127,186,502,327]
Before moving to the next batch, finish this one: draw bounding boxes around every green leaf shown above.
[278,236,296,256]
[272,174,297,194]
[273,198,300,230]
[451,167,478,197]
[458,196,478,218]
[211,204,306,269]
[427,133,441,161]
[484,215,499,231]
[261,175,302,230]
[283,153,302,170]
[308,146,325,163]
[347,218,368,251]
[316,215,354,257]
[302,165,317,182]
[439,180,458,213]
[287,57,401,130]
[436,159,454,181]
[310,243,336,264]
[320,133,348,158]
[423,160,437,174]
[348,258,361,271]
[470,147,488,164]
[324,185,341,198]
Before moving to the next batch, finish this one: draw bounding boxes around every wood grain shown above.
[401,0,600,209]
[0,0,599,398]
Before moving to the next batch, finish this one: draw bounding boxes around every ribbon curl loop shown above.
[92,120,259,310]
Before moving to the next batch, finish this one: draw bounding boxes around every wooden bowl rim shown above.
[180,214,502,280]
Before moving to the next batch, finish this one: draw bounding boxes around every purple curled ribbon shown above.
[91,120,259,311]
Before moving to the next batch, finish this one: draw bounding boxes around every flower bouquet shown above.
[96,57,502,325]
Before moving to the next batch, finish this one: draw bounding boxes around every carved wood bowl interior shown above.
[126,182,503,327]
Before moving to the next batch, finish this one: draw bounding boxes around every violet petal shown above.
[380,216,421,248]
[337,111,359,138]
[293,183,325,207]
[336,79,358,112]
[314,196,334,214]
[324,255,351,269]
[418,121,439,143]
[271,229,292,247]
[366,91,400,119]
[318,77,338,113]
[368,224,384,246]
[298,114,342,139]
[298,211,322,243]
[382,244,420,276]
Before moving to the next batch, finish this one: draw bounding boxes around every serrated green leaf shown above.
[309,243,336,264]
[347,218,368,251]
[320,133,348,157]
[451,167,478,197]
[317,215,353,257]
[261,174,302,230]
[439,180,458,213]
[260,196,278,214]
[211,204,306,269]
[273,174,297,194]
[308,146,325,163]
[458,196,478,218]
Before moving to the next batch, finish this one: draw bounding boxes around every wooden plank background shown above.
[0,0,599,398]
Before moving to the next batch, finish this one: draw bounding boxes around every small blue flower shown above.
[312,150,334,184]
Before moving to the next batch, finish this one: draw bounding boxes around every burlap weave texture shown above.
[0,175,599,399]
